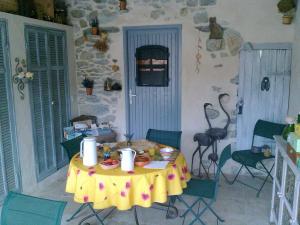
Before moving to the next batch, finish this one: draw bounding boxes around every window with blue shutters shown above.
[0,20,21,202]
[26,26,70,181]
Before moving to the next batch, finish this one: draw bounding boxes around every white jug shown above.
[80,136,97,167]
[119,148,136,171]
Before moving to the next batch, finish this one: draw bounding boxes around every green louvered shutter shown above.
[48,31,69,168]
[0,21,20,201]
[26,26,69,181]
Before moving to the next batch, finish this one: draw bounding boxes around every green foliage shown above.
[81,77,94,88]
[90,17,99,27]
[277,0,295,13]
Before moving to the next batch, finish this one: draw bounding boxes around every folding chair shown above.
[230,119,285,197]
[145,129,182,218]
[1,192,66,225]
[146,129,182,149]
[61,135,115,224]
[178,144,231,225]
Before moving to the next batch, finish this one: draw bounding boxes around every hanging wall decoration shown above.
[13,58,34,100]
[94,31,109,53]
[195,34,202,73]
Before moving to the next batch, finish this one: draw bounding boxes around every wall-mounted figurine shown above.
[209,17,224,39]
[111,59,120,72]
[119,0,127,10]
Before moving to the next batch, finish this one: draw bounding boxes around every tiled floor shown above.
[32,167,272,225]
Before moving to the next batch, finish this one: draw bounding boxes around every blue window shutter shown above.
[27,28,56,181]
[48,31,69,168]
[27,27,69,180]
[0,21,20,201]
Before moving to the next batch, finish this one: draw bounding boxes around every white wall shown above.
[0,12,78,192]
[289,5,300,116]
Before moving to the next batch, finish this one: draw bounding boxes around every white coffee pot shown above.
[118,148,136,171]
[80,136,98,167]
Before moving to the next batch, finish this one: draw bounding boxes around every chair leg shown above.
[78,203,105,225]
[66,203,87,222]
[229,165,244,185]
[200,199,225,222]
[256,162,274,197]
[244,165,256,178]
[191,147,200,175]
[178,196,206,225]
[134,206,140,225]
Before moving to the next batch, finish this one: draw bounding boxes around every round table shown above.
[65,142,191,211]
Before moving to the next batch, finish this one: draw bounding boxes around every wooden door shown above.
[124,25,181,139]
[237,44,292,150]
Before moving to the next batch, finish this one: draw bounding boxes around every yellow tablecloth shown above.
[65,151,190,210]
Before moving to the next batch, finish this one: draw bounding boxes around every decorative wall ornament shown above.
[119,0,127,11]
[195,34,202,73]
[12,58,33,100]
[93,31,109,52]
[209,17,224,40]
[111,59,120,72]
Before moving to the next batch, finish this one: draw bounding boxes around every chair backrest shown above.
[216,144,231,180]
[1,192,66,225]
[252,119,285,145]
[61,135,86,160]
[146,129,182,149]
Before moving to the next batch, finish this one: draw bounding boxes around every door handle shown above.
[237,99,243,115]
[129,89,136,105]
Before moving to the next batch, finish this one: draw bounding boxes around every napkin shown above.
[143,161,169,169]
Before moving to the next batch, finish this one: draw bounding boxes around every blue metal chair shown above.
[146,129,182,149]
[178,144,231,225]
[61,134,86,161]
[230,119,285,197]
[1,192,66,225]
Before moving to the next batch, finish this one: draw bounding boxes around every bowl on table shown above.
[160,147,175,160]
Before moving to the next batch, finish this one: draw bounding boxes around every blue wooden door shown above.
[0,20,21,201]
[237,44,292,150]
[124,25,181,139]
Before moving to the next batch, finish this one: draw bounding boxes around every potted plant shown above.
[119,0,127,10]
[90,17,99,35]
[82,77,94,95]
[282,8,295,24]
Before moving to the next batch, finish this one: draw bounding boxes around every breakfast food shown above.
[135,155,150,167]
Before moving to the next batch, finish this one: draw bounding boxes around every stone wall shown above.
[66,0,294,172]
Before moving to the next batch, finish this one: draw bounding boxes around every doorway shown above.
[123,25,182,140]
[236,43,292,149]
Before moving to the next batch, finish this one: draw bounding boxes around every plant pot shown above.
[119,1,127,10]
[282,15,293,24]
[86,88,93,95]
[91,27,98,35]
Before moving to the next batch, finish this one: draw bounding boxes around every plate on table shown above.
[100,159,120,170]
[135,155,151,167]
